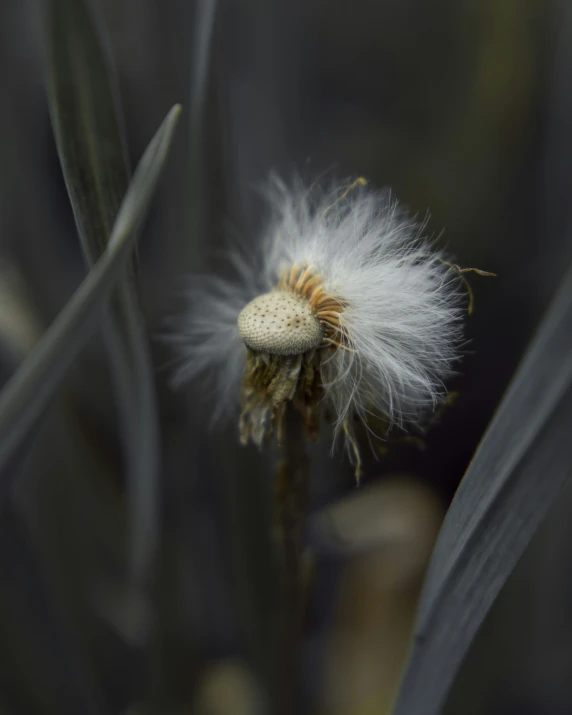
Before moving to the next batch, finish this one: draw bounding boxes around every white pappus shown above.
[171,176,467,476]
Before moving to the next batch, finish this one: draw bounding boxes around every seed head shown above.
[238,291,324,355]
[170,177,466,476]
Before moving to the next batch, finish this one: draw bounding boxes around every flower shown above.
[171,177,466,475]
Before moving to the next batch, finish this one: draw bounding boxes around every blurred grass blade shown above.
[46,0,159,586]
[189,0,217,152]
[46,0,130,262]
[391,263,572,715]
[187,0,217,264]
[0,106,181,499]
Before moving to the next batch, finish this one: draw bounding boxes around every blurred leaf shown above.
[187,0,217,255]
[192,660,266,715]
[308,478,442,560]
[0,106,181,505]
[391,263,572,715]
[46,0,130,262]
[45,0,161,586]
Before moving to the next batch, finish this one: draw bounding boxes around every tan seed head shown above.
[238,290,324,355]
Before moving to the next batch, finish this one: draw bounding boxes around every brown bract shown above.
[276,264,348,350]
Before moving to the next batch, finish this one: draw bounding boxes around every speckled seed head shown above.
[238,290,324,356]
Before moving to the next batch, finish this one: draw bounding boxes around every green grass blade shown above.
[45,0,164,586]
[391,263,572,715]
[0,106,181,502]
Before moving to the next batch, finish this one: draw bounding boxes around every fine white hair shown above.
[171,176,464,439]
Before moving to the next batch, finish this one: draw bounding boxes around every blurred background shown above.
[1,0,572,713]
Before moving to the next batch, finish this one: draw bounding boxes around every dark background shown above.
[1,1,572,713]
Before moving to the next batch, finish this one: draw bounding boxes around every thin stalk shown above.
[275,405,310,715]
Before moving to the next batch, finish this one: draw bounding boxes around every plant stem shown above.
[275,405,310,715]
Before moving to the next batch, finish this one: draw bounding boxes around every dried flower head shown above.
[172,177,466,475]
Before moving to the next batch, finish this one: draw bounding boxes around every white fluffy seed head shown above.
[238,291,324,355]
[170,176,464,447]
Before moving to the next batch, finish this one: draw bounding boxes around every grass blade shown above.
[391,263,572,715]
[0,105,181,496]
[46,0,130,262]
[188,0,217,254]
[45,0,161,586]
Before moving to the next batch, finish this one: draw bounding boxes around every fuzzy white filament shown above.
[171,177,463,452]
